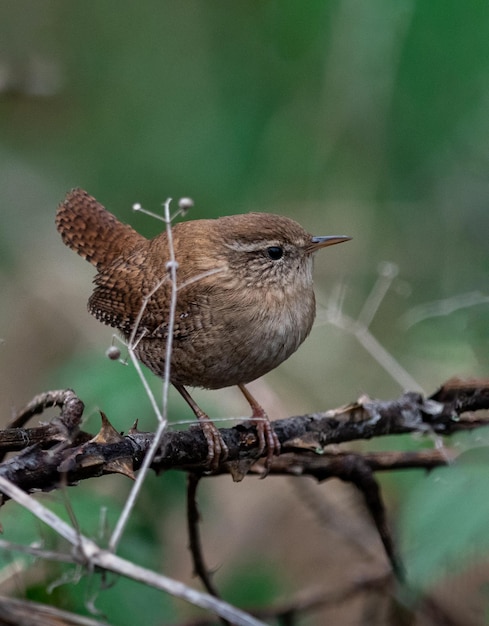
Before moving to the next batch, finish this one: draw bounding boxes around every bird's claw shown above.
[254,417,281,477]
[200,419,229,471]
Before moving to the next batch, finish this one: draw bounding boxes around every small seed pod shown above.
[178,197,194,216]
[106,345,121,361]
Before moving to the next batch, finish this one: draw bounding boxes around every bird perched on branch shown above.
[56,188,350,471]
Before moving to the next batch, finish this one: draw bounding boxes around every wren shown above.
[56,188,350,470]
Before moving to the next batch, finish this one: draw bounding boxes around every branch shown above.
[0,595,109,626]
[1,379,488,493]
[0,475,265,626]
[1,378,487,621]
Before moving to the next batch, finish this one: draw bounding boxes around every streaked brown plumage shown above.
[56,188,350,470]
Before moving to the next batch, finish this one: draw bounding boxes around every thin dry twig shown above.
[109,197,178,552]
[187,474,231,626]
[0,475,266,626]
[318,262,425,393]
[0,594,110,626]
[171,570,393,626]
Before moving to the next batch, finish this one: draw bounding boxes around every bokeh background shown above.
[1,2,488,624]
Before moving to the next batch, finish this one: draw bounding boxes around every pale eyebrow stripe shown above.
[224,240,281,252]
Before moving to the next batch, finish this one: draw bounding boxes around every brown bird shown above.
[56,189,350,470]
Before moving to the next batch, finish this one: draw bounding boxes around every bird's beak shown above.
[307,235,351,253]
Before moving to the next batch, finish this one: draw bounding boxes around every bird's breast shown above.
[147,284,317,389]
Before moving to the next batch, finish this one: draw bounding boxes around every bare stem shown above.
[318,263,424,392]
[0,475,265,626]
[109,198,177,551]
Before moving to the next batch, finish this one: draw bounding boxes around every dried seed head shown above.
[106,345,121,361]
[178,197,194,216]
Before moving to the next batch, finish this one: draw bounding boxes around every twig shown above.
[109,197,177,552]
[401,290,489,330]
[0,475,266,626]
[318,262,424,392]
[0,539,74,564]
[187,475,222,598]
[325,453,404,578]
[0,389,86,462]
[0,594,110,626]
[187,475,231,626]
[254,570,392,623]
[1,379,487,596]
[7,389,84,430]
[273,452,405,577]
[171,570,393,626]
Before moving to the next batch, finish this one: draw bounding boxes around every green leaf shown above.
[400,447,489,592]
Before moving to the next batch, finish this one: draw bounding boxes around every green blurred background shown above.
[1,1,488,624]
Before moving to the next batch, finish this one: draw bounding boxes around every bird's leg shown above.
[238,383,281,471]
[174,384,228,470]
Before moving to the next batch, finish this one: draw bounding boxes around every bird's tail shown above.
[55,188,145,270]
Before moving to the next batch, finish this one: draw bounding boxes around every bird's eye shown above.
[266,246,284,261]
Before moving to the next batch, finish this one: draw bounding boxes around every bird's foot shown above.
[248,405,281,476]
[198,417,229,472]
[237,383,280,475]
[174,384,229,472]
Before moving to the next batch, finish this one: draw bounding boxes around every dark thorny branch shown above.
[186,474,221,599]
[2,379,488,486]
[1,378,489,588]
[187,474,231,626]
